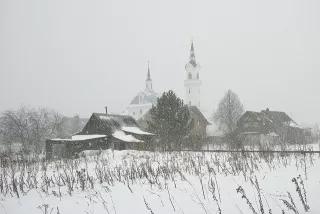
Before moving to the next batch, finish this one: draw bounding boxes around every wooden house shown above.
[188,106,211,139]
[237,108,308,145]
[46,108,154,159]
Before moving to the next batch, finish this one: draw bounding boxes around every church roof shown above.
[129,62,158,106]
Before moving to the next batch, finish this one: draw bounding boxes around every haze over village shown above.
[1,1,320,214]
[1,0,320,125]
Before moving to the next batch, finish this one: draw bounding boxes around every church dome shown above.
[124,62,158,120]
[130,89,157,105]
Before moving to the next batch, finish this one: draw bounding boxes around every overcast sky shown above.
[0,0,319,124]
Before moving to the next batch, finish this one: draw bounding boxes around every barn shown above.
[46,109,154,159]
[188,106,211,139]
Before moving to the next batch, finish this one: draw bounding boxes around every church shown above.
[124,63,158,120]
[124,42,209,138]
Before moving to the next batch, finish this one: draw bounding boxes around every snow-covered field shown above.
[0,149,320,214]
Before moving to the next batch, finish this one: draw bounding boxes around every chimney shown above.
[105,106,108,115]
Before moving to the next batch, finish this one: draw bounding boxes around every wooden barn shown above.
[188,106,211,139]
[237,108,309,145]
[46,108,154,159]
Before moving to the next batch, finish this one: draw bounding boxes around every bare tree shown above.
[0,106,63,154]
[312,123,320,142]
[213,89,244,135]
[56,115,85,138]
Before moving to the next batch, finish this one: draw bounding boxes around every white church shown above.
[125,41,203,120]
[124,63,158,120]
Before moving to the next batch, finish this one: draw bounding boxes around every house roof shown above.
[137,105,210,128]
[80,113,137,135]
[71,134,107,141]
[261,110,294,124]
[188,106,211,126]
[112,130,143,143]
[240,110,294,124]
[79,113,151,143]
[238,109,297,134]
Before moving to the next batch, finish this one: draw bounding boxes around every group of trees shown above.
[0,107,85,154]
[145,89,244,150]
[0,90,245,154]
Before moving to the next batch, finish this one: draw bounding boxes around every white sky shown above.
[0,0,319,124]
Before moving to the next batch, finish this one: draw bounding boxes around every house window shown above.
[140,109,143,114]
[189,89,191,94]
[197,73,199,79]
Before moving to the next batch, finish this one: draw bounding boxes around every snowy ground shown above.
[0,148,320,214]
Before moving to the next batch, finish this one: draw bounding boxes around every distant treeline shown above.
[0,106,87,154]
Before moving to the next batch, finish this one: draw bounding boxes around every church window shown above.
[189,89,190,94]
[188,72,192,79]
[197,73,199,79]
[140,109,143,115]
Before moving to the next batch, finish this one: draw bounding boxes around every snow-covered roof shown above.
[71,135,106,140]
[121,126,154,135]
[240,131,261,135]
[289,121,302,128]
[130,89,158,105]
[112,131,143,143]
[267,132,279,137]
[50,134,107,142]
[50,138,73,141]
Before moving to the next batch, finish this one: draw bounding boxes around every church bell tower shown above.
[184,41,201,108]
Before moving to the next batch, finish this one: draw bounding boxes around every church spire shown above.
[189,40,197,66]
[145,61,152,91]
[146,61,151,81]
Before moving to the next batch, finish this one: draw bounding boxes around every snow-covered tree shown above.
[214,89,244,134]
[0,106,63,154]
[147,90,193,150]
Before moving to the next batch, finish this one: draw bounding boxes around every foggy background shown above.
[0,0,319,125]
